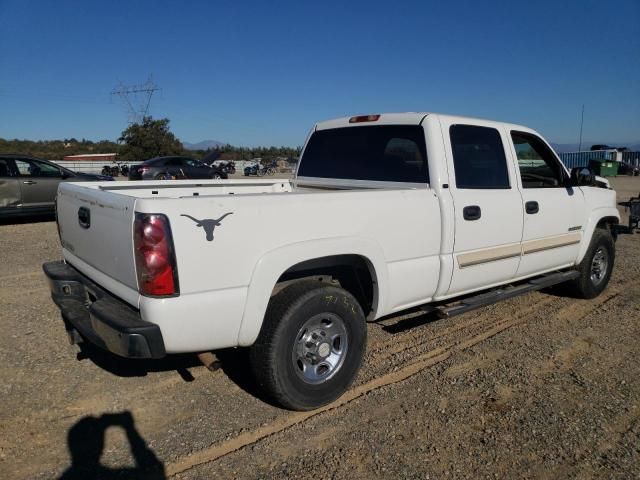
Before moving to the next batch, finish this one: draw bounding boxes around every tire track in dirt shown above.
[370,295,557,364]
[166,288,622,477]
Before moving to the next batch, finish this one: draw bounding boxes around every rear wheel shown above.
[210,172,222,179]
[568,228,615,299]
[250,281,367,411]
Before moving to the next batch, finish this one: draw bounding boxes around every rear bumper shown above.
[43,261,166,359]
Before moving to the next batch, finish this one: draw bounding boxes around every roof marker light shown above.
[349,114,381,123]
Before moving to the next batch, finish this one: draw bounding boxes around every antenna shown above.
[111,76,161,123]
[578,104,585,151]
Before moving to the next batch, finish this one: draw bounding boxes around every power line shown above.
[111,76,161,123]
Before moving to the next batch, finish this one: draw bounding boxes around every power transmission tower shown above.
[111,76,161,123]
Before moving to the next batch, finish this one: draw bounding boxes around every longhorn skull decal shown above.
[180,212,233,241]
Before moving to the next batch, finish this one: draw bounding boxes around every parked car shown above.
[0,154,112,218]
[45,112,619,411]
[128,156,227,180]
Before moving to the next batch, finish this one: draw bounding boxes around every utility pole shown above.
[111,76,161,124]
[578,104,585,151]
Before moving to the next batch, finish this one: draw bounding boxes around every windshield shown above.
[298,125,429,183]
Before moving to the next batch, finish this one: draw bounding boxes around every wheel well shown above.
[275,255,377,319]
[596,216,619,239]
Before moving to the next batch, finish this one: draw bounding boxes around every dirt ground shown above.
[1,177,639,479]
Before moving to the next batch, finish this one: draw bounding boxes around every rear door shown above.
[442,121,524,295]
[183,159,211,178]
[508,131,585,276]
[165,158,184,178]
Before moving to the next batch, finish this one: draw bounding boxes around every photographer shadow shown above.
[59,411,165,480]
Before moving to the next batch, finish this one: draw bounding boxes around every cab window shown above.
[298,125,429,183]
[15,159,62,177]
[449,125,510,189]
[511,131,566,188]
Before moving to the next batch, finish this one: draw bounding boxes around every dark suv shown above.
[0,154,113,218]
[128,156,227,180]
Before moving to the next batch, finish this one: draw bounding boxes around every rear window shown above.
[298,125,428,183]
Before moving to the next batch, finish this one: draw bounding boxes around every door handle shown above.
[463,205,481,221]
[525,201,539,214]
[22,180,37,185]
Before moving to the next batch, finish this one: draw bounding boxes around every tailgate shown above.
[56,182,138,299]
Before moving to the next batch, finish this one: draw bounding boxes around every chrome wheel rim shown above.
[590,246,608,285]
[292,313,348,384]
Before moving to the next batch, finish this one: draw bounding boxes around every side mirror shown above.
[570,167,594,186]
[60,170,71,179]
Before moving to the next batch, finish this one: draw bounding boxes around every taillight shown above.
[141,166,150,174]
[133,213,179,296]
[348,114,380,123]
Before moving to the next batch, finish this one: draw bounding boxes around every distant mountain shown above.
[551,142,640,153]
[183,140,225,150]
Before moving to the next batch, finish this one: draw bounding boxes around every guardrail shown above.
[51,159,297,176]
[558,151,615,169]
[559,151,640,170]
[51,160,138,175]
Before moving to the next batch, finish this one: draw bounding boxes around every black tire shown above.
[250,281,367,411]
[210,172,222,180]
[568,228,615,299]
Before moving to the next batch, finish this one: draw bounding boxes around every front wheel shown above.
[250,281,367,411]
[568,228,615,299]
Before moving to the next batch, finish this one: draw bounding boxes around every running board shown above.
[435,270,580,319]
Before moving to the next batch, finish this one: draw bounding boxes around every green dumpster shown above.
[589,159,619,177]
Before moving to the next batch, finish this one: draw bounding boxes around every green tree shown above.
[118,116,183,162]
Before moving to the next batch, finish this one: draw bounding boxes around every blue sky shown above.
[0,0,638,147]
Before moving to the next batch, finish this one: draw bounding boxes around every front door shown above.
[0,158,21,209]
[443,122,524,296]
[14,158,63,209]
[509,131,585,277]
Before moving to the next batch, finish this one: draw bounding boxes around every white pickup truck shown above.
[44,112,620,410]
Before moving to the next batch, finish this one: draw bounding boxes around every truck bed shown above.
[88,178,294,198]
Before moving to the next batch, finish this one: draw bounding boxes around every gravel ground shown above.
[0,177,639,479]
